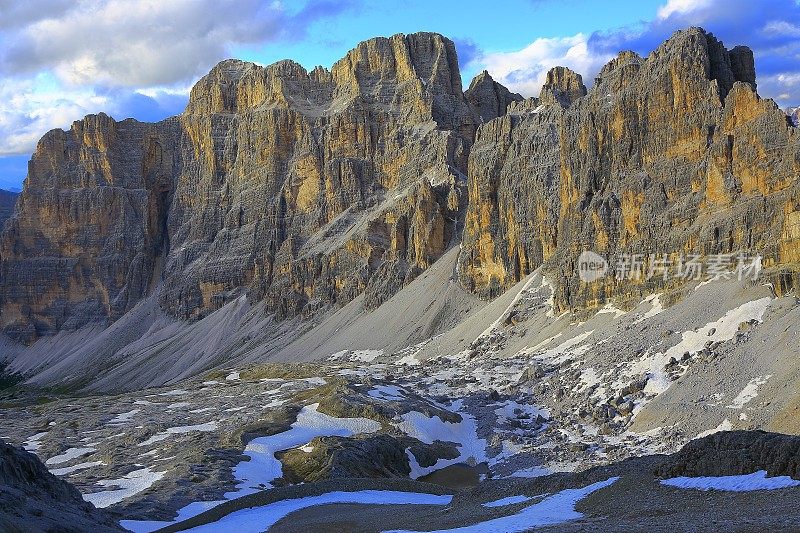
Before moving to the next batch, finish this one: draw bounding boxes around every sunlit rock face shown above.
[1,27,798,342]
[460,28,800,310]
[0,33,481,340]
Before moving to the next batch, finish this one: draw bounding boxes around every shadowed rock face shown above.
[1,27,798,342]
[465,70,524,124]
[0,440,123,532]
[0,33,480,341]
[459,27,800,310]
[655,430,800,480]
[789,107,800,128]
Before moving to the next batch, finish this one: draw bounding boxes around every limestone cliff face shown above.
[461,28,799,309]
[0,114,179,340]
[0,33,477,340]
[465,71,523,124]
[2,27,798,341]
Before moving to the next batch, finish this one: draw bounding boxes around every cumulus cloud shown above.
[0,0,353,158]
[471,0,800,107]
[476,34,613,96]
[1,0,352,87]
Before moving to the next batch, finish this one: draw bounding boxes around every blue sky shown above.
[1,0,799,191]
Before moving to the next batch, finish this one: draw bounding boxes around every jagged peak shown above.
[330,31,463,94]
[468,70,493,86]
[646,26,756,100]
[465,70,524,123]
[539,66,587,108]
[787,106,799,127]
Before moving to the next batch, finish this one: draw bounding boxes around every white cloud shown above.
[657,0,712,20]
[0,75,110,156]
[472,0,800,107]
[3,0,290,87]
[762,20,800,38]
[0,0,352,156]
[476,34,614,96]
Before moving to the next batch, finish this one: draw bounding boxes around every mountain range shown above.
[1,26,800,532]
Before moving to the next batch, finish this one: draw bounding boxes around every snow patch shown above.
[139,422,218,447]
[173,490,452,533]
[632,294,664,324]
[46,447,96,465]
[727,375,771,409]
[482,495,534,507]
[83,467,166,508]
[696,418,733,439]
[596,303,626,319]
[396,401,487,479]
[634,297,772,396]
[50,460,104,476]
[228,403,381,496]
[387,477,618,533]
[368,385,407,402]
[109,409,140,424]
[23,431,48,452]
[661,471,800,491]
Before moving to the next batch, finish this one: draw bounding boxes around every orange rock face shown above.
[1,28,798,341]
[460,28,799,311]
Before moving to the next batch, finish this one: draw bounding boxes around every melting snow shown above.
[157,389,188,396]
[534,331,595,364]
[632,294,664,324]
[83,467,166,508]
[493,400,549,424]
[482,495,534,507]
[635,297,772,395]
[109,409,140,424]
[45,447,96,465]
[596,303,626,319]
[228,403,381,497]
[351,350,384,362]
[122,500,225,533]
[396,401,487,479]
[368,385,407,401]
[727,375,772,409]
[174,491,452,533]
[388,477,618,533]
[23,431,48,452]
[661,471,800,491]
[50,460,105,476]
[139,422,219,446]
[226,372,241,381]
[696,418,733,439]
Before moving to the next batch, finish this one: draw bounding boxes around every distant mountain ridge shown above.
[0,189,17,228]
[0,27,797,350]
[788,106,799,127]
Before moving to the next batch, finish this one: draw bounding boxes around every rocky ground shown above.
[1,267,799,531]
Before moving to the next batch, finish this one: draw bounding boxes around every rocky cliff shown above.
[0,33,491,341]
[0,440,122,532]
[460,28,800,311]
[1,27,798,342]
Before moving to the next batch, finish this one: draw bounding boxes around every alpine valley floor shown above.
[2,246,800,531]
